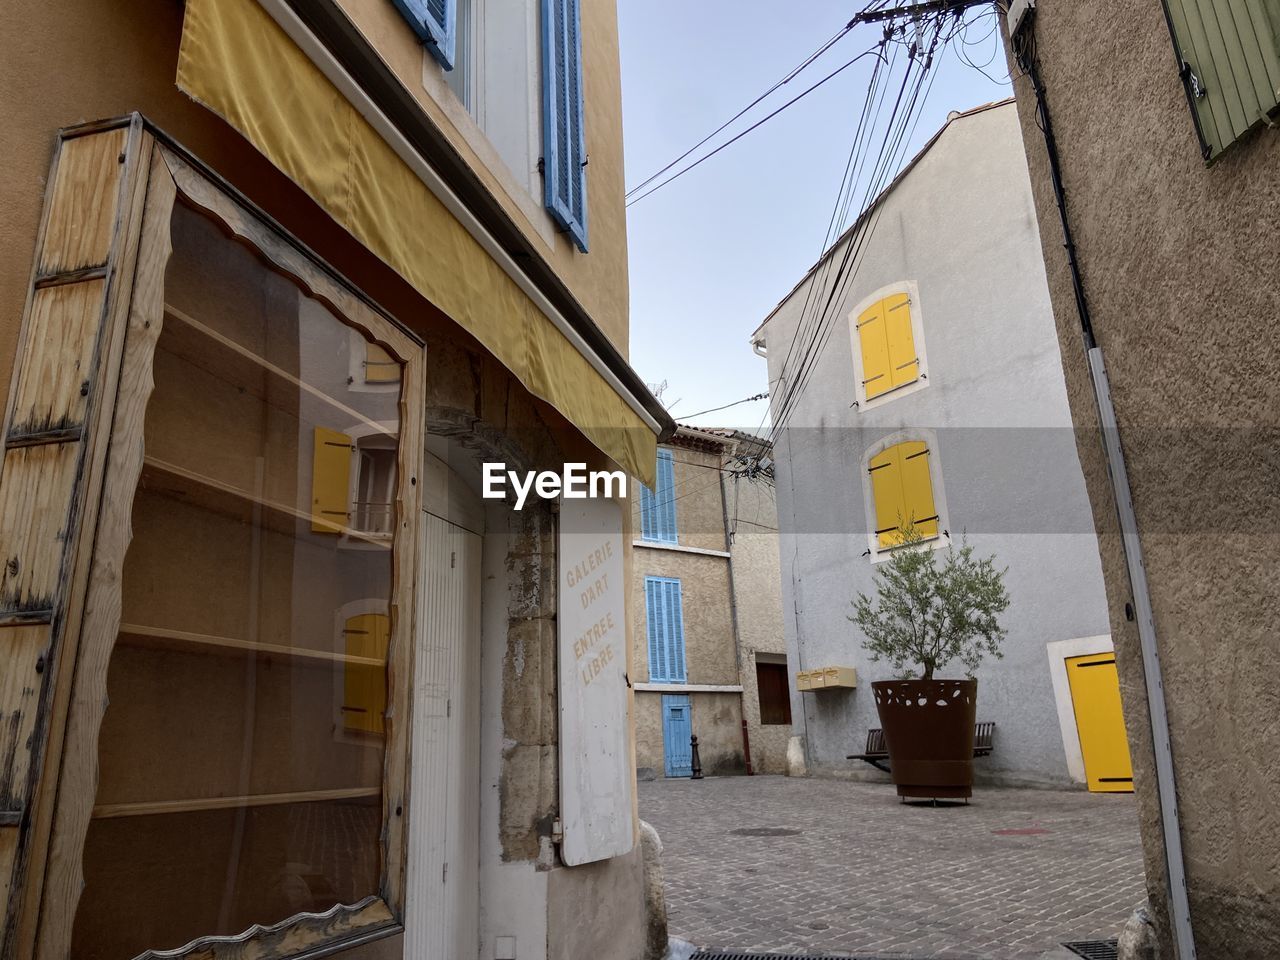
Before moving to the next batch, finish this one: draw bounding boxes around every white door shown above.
[406,504,483,959]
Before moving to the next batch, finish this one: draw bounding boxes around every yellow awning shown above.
[176,0,657,485]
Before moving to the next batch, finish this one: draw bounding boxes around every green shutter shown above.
[1164,0,1280,158]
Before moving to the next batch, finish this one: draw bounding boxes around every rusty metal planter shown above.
[872,679,977,800]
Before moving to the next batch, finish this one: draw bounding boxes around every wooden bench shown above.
[847,721,995,773]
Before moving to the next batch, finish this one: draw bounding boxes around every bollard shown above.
[690,734,703,780]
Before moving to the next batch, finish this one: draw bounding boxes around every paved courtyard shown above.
[639,775,1146,959]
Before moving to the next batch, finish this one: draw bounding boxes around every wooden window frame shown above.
[0,117,424,960]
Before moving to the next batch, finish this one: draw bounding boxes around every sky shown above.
[617,2,1011,432]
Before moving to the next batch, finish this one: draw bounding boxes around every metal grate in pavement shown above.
[1061,940,1119,960]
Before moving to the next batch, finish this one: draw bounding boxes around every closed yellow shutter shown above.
[343,612,390,735]
[311,426,352,533]
[868,447,903,548]
[869,441,940,549]
[883,293,919,390]
[857,301,892,399]
[1066,653,1134,792]
[898,441,939,540]
[364,342,401,383]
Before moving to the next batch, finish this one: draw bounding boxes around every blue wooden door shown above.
[662,695,693,778]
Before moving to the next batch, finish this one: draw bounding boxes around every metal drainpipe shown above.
[720,451,753,774]
[1017,23,1197,960]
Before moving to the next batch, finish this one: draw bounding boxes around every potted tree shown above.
[850,525,1009,800]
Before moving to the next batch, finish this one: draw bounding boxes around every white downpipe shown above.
[252,0,662,437]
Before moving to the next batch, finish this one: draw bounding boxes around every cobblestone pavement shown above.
[639,775,1146,959]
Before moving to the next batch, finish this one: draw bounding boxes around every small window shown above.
[868,440,940,550]
[363,342,401,384]
[639,448,677,543]
[855,291,921,402]
[1163,0,1280,159]
[354,439,397,536]
[645,576,687,683]
[755,659,792,726]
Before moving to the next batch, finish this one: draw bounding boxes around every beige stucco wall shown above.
[334,0,630,353]
[630,550,737,686]
[727,469,790,775]
[628,442,731,554]
[632,692,664,775]
[690,692,746,777]
[1003,7,1280,957]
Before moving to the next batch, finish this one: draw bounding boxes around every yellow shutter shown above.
[857,301,892,400]
[364,342,400,383]
[1066,653,1134,792]
[311,426,352,534]
[884,293,919,390]
[343,612,390,735]
[868,447,904,548]
[898,441,939,540]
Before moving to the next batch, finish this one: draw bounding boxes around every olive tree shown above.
[850,525,1010,681]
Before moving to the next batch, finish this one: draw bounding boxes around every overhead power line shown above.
[626,45,887,208]
[625,18,860,200]
[679,393,769,420]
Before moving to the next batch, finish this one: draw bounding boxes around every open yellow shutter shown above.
[857,301,892,399]
[898,441,939,540]
[869,447,904,548]
[363,342,401,383]
[311,426,352,533]
[884,293,918,390]
[343,613,390,735]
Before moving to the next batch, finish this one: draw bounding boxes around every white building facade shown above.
[752,101,1126,789]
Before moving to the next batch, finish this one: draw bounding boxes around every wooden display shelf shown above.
[117,623,385,668]
[139,455,391,548]
[91,786,381,820]
[163,303,395,439]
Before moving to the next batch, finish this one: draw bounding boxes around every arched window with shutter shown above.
[866,438,943,552]
[850,284,928,408]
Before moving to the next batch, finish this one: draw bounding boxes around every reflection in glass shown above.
[71,204,402,960]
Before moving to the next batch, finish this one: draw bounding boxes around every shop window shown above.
[755,657,792,726]
[868,439,940,551]
[645,576,687,683]
[639,448,677,543]
[56,166,420,959]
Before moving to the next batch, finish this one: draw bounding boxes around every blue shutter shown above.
[639,449,677,543]
[392,0,456,70]
[645,577,686,683]
[541,0,589,251]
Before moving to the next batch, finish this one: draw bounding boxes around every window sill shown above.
[633,540,730,559]
[871,532,948,564]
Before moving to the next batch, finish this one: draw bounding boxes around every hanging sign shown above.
[557,495,633,865]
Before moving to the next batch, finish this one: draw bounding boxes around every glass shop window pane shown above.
[70,203,401,960]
